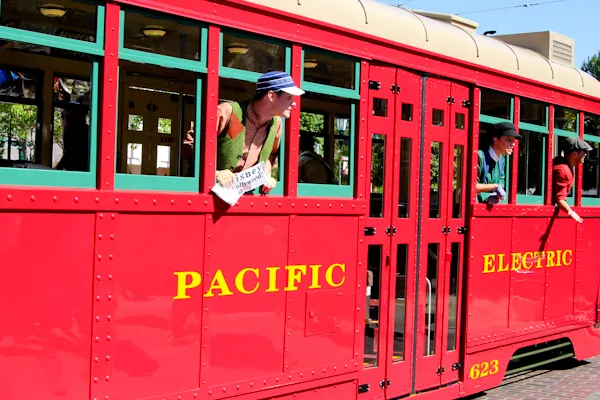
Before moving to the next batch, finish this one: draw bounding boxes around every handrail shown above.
[426,277,432,356]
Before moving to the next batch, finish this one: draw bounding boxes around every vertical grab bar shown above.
[426,277,432,356]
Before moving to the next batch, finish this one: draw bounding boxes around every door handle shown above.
[364,227,376,236]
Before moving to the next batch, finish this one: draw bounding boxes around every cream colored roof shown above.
[243,0,600,100]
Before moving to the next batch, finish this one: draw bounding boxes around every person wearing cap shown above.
[552,137,592,223]
[214,71,304,192]
[476,122,521,203]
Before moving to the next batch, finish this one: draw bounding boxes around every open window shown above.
[583,113,600,205]
[517,98,548,204]
[215,31,291,195]
[115,7,206,192]
[0,0,103,188]
[477,90,514,203]
[553,106,579,205]
[298,48,359,198]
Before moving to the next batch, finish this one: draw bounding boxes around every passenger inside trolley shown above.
[552,137,593,222]
[475,121,521,203]
[214,71,304,192]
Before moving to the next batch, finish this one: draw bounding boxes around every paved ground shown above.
[464,356,600,400]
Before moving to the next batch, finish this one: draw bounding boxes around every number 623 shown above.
[469,360,499,380]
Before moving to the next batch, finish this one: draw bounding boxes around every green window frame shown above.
[478,96,514,205]
[114,8,207,192]
[0,1,105,188]
[582,133,600,206]
[298,49,360,198]
[516,107,549,205]
[554,120,579,206]
[218,30,292,196]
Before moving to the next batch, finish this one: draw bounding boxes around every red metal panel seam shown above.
[285,44,302,197]
[354,216,365,368]
[199,214,212,398]
[356,61,369,200]
[576,111,585,207]
[510,97,520,205]
[545,106,555,206]
[465,87,480,349]
[202,25,220,194]
[90,212,117,400]
[98,3,120,190]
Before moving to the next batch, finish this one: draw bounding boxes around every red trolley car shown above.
[0,0,599,399]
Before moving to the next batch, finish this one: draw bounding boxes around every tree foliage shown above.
[0,102,37,161]
[582,52,600,81]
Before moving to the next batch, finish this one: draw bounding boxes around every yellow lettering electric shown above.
[481,248,573,274]
[174,262,347,300]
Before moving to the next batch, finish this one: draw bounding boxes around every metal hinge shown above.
[386,226,397,236]
[462,100,471,107]
[390,84,401,94]
[452,363,462,371]
[457,226,467,234]
[369,80,381,90]
[358,383,370,393]
[446,96,455,104]
[379,379,391,389]
[436,366,445,375]
[364,227,376,236]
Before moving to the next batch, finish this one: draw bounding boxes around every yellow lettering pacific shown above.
[174,262,347,300]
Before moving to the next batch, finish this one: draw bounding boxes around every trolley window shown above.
[583,113,600,205]
[298,48,359,198]
[114,8,206,192]
[0,0,103,188]
[217,31,291,196]
[477,89,514,204]
[517,99,548,204]
[553,106,579,206]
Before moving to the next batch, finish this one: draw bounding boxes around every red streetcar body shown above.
[0,1,599,400]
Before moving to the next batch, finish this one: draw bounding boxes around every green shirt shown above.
[477,148,505,202]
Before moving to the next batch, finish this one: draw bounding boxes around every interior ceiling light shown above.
[304,59,318,69]
[39,3,67,18]
[143,25,167,38]
[227,42,249,55]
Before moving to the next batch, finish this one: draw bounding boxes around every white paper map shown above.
[211,162,269,206]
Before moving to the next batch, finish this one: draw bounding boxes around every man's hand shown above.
[215,170,235,188]
[495,185,506,201]
[568,209,583,223]
[261,176,277,194]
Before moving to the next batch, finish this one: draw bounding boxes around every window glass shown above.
[222,33,285,73]
[583,141,600,198]
[299,93,352,187]
[520,98,547,126]
[554,106,578,132]
[584,114,600,137]
[481,90,512,120]
[0,38,94,172]
[517,130,545,197]
[1,0,98,43]
[369,134,385,218]
[303,50,355,90]
[117,61,197,178]
[123,11,200,60]
[398,138,411,218]
[364,245,383,368]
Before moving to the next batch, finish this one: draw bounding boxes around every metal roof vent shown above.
[493,31,575,68]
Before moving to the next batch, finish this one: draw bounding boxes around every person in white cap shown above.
[213,71,304,194]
